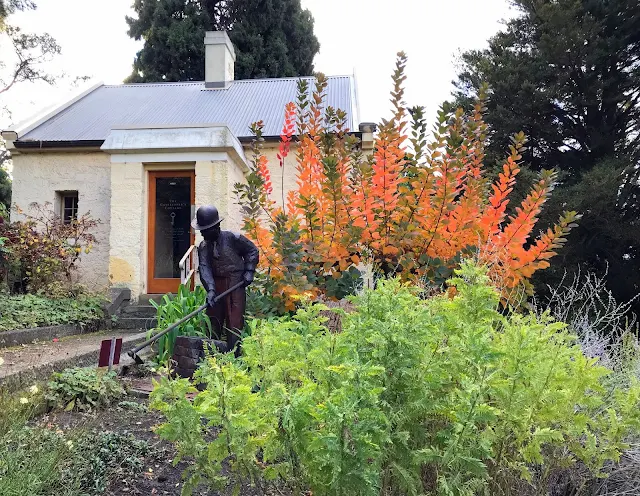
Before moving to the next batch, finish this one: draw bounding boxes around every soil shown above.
[38,381,278,496]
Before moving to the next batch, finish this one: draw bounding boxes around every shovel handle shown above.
[127,280,245,360]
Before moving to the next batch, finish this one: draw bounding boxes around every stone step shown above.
[106,288,132,316]
[115,316,157,330]
[0,329,149,392]
[120,305,157,318]
[137,294,171,305]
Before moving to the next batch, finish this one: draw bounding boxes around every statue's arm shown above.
[233,233,259,273]
[197,242,215,294]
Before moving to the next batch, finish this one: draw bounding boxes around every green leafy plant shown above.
[46,367,125,412]
[149,284,212,363]
[69,430,151,494]
[117,400,148,413]
[0,292,105,331]
[151,261,640,496]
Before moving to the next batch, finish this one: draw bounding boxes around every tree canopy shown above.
[125,0,320,83]
[0,143,10,209]
[453,0,640,309]
[1,0,64,208]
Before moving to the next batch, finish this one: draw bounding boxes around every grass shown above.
[0,380,152,495]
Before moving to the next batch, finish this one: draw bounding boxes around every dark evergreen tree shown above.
[125,0,319,82]
[0,165,10,209]
[453,0,640,309]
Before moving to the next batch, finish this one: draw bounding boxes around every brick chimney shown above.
[204,31,235,89]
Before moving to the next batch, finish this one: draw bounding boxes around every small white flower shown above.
[66,440,73,448]
[19,397,28,404]
[29,385,39,394]
[0,357,4,366]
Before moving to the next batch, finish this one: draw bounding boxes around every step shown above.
[116,316,157,330]
[0,329,148,392]
[120,305,157,318]
[137,294,170,305]
[105,287,132,316]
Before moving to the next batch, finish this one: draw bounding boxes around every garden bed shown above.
[0,293,106,333]
[31,394,275,495]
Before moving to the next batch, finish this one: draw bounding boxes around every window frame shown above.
[56,191,79,225]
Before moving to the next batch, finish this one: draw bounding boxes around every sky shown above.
[1,0,515,129]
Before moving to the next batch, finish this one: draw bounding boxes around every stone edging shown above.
[0,332,148,393]
[0,320,103,349]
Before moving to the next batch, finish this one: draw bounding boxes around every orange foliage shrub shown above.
[235,53,579,309]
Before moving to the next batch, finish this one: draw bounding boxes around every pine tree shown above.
[125,0,319,83]
[453,0,640,310]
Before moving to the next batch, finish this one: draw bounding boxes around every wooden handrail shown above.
[179,244,198,286]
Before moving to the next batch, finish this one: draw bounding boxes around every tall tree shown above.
[0,140,10,209]
[1,0,62,208]
[125,0,320,83]
[453,0,640,308]
[0,0,61,95]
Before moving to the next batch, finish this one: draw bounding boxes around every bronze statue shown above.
[192,205,259,356]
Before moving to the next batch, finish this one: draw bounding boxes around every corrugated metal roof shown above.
[19,76,357,142]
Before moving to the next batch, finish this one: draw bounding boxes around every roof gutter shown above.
[236,131,365,144]
[10,131,371,150]
[12,139,105,149]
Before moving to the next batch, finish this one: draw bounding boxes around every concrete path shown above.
[0,329,148,391]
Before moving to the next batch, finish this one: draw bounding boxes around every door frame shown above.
[147,170,196,294]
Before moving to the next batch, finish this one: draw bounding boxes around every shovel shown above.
[127,281,245,364]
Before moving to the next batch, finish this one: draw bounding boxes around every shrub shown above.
[0,202,98,293]
[235,55,579,311]
[151,261,640,496]
[0,292,105,331]
[148,284,212,363]
[46,367,125,412]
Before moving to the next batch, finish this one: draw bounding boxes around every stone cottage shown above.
[2,31,373,299]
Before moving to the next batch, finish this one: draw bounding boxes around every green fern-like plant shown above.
[150,262,640,496]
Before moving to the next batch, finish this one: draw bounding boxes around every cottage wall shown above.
[9,151,111,291]
[108,161,146,296]
[261,144,299,210]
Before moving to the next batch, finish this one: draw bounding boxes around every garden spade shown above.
[126,281,245,364]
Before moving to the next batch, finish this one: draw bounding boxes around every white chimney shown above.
[204,31,236,88]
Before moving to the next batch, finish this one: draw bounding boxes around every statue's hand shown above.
[243,270,255,287]
[207,290,217,307]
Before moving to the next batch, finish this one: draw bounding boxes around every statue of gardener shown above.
[192,205,259,356]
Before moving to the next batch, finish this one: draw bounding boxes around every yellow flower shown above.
[19,397,28,404]
[29,385,39,394]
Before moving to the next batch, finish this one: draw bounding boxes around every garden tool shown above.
[127,281,245,365]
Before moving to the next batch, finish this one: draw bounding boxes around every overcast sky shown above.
[1,0,514,129]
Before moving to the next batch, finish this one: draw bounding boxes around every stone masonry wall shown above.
[10,151,111,290]
[108,162,145,296]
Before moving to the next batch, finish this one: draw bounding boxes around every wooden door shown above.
[147,170,195,294]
